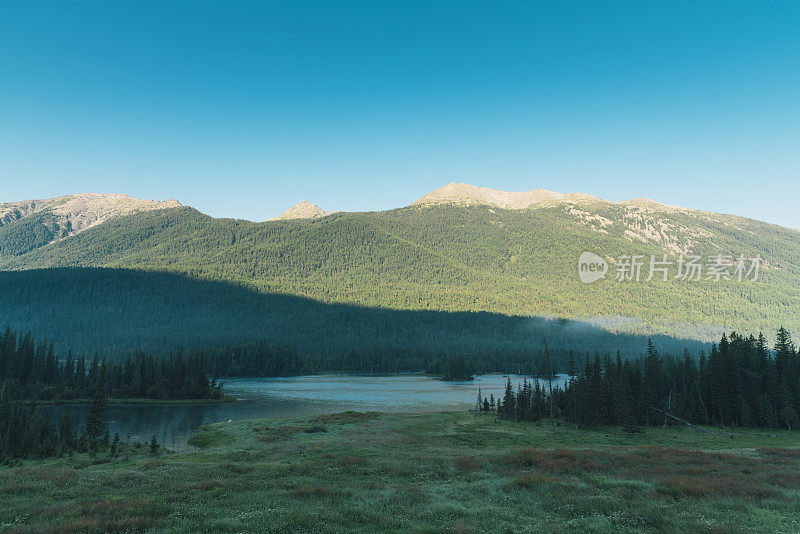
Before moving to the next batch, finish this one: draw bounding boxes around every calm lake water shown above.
[43,374,569,451]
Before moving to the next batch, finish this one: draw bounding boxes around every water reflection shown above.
[42,373,570,451]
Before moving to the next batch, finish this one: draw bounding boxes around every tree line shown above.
[201,343,481,379]
[486,328,800,433]
[1,340,170,461]
[2,356,108,460]
[0,326,223,401]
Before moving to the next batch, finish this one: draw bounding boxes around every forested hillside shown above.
[1,197,798,341]
[0,268,705,365]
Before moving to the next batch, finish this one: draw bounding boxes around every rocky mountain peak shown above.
[411,182,600,210]
[269,200,331,221]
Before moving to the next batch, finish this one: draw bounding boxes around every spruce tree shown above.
[502,378,515,421]
[85,359,108,448]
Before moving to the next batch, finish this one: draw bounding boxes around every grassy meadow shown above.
[2,411,800,533]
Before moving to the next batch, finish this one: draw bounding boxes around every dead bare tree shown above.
[650,406,712,434]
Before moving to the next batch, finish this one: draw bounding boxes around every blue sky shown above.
[1,1,798,225]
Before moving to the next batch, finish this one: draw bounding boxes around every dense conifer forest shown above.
[0,268,707,362]
[1,402,81,460]
[3,204,799,340]
[1,365,151,461]
[490,328,800,432]
[2,349,108,461]
[0,325,222,460]
[0,327,222,401]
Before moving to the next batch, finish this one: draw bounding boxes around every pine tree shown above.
[502,378,515,421]
[568,350,578,429]
[85,360,108,448]
[644,339,670,427]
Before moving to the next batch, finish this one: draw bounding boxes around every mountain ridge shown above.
[412,182,692,214]
[1,185,798,343]
[0,193,181,256]
[0,193,181,224]
[1,184,784,230]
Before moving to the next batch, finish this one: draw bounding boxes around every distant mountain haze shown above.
[1,184,798,343]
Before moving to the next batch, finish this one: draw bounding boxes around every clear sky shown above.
[1,1,798,226]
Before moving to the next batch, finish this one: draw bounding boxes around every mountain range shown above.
[0,183,798,355]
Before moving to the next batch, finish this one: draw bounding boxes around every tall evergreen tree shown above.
[85,359,108,448]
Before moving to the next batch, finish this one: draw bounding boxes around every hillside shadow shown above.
[0,267,708,365]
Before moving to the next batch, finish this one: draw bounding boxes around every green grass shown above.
[2,411,800,533]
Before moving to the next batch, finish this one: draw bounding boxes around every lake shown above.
[43,373,570,451]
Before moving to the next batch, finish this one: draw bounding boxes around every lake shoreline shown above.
[35,374,571,450]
